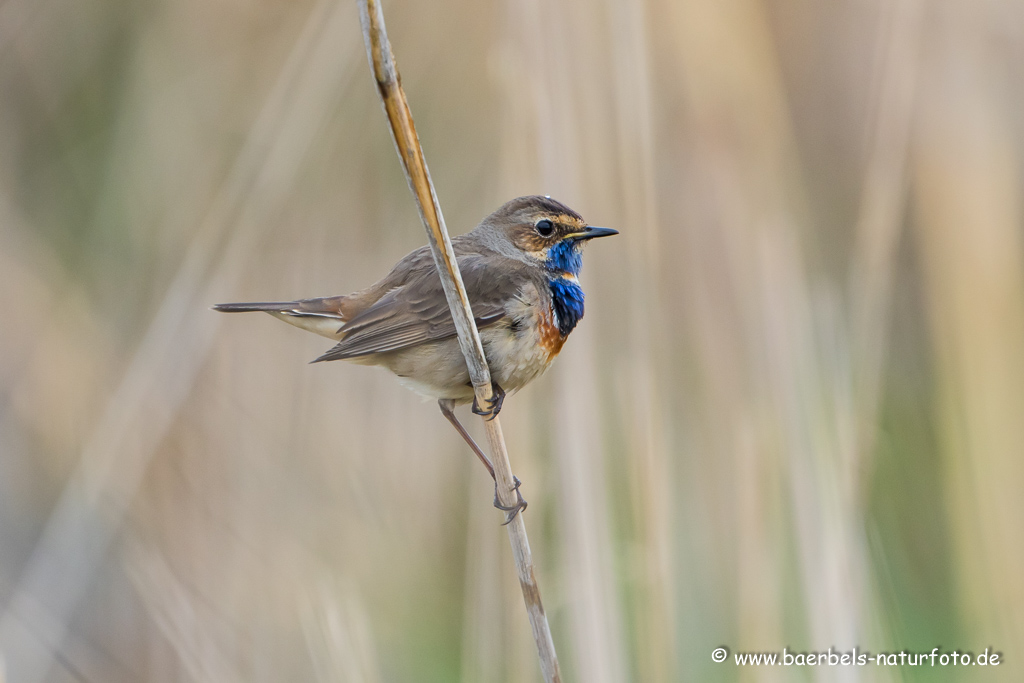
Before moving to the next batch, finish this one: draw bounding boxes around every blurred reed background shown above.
[1,0,1022,681]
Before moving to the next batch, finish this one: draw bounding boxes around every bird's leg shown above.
[439,399,527,524]
[471,382,506,421]
[497,476,526,526]
[440,399,495,479]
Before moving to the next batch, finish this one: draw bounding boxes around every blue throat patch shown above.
[545,240,586,337]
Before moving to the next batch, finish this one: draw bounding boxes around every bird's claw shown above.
[493,476,527,525]
[471,383,506,421]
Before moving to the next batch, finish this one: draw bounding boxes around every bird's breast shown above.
[535,307,567,358]
[479,281,568,393]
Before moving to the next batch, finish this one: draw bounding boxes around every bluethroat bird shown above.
[214,196,617,522]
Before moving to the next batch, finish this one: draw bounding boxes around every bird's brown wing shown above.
[312,253,529,361]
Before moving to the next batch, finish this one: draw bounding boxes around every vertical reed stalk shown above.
[605,0,676,677]
[356,2,561,681]
[848,0,924,482]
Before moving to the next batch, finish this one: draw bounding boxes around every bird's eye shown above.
[535,219,554,237]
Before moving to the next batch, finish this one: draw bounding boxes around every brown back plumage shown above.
[313,239,538,361]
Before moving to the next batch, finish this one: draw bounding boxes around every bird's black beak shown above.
[575,226,619,240]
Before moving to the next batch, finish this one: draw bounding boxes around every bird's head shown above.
[479,196,618,275]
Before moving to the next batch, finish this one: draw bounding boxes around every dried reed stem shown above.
[356,2,561,681]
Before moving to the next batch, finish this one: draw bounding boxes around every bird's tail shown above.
[212,301,300,313]
[213,296,349,340]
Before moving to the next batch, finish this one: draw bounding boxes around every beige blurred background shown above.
[2,0,1023,681]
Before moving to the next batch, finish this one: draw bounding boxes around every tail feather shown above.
[213,296,350,340]
[212,301,299,313]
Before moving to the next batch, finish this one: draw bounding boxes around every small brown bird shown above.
[215,195,617,521]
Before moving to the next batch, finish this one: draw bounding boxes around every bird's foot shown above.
[471,382,506,421]
[493,476,527,525]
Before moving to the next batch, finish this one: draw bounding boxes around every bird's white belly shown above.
[380,321,556,404]
[481,323,556,392]
[369,282,560,403]
[481,283,562,393]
